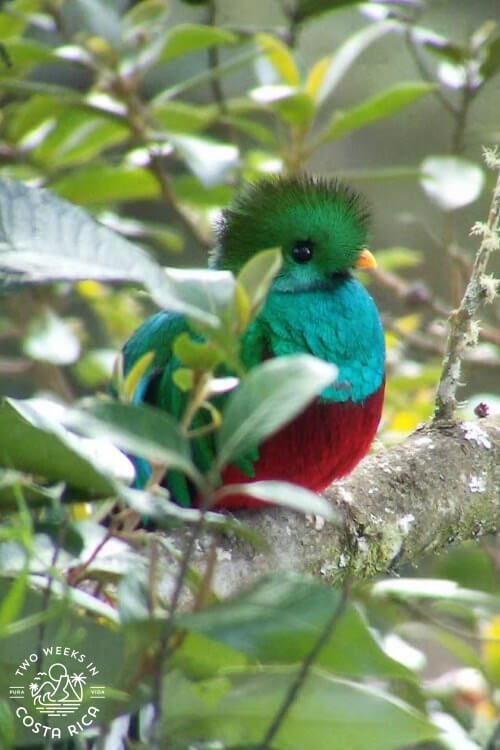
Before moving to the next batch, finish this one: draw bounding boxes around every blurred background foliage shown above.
[0,0,499,748]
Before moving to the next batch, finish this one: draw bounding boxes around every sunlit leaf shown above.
[160,24,238,62]
[372,578,500,608]
[64,399,199,483]
[256,33,300,86]
[237,248,282,320]
[0,177,219,325]
[52,164,159,204]
[305,56,329,99]
[420,156,485,211]
[0,398,122,496]
[217,481,338,521]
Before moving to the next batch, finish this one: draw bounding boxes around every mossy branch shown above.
[434,148,500,422]
[165,415,500,597]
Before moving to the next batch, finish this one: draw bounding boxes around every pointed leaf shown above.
[217,481,338,521]
[64,399,200,483]
[216,355,337,468]
[324,82,434,141]
[295,0,362,24]
[316,21,396,105]
[237,247,282,318]
[0,177,224,326]
[179,572,413,681]
[161,667,437,749]
[256,33,300,86]
[160,24,238,62]
[0,398,121,496]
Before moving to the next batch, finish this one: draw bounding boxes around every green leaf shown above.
[216,355,337,468]
[255,33,300,86]
[0,472,63,510]
[218,481,338,521]
[5,94,62,143]
[1,39,55,69]
[118,563,150,623]
[324,82,434,141]
[295,0,361,24]
[0,699,15,750]
[173,332,223,370]
[316,21,396,105]
[480,35,500,80]
[372,578,500,609]
[0,176,155,286]
[52,164,159,204]
[64,399,199,483]
[32,110,129,168]
[22,310,81,365]
[273,92,315,125]
[67,0,121,43]
[179,573,413,680]
[121,0,170,38]
[171,632,248,680]
[420,156,485,211]
[160,24,238,62]
[249,85,315,124]
[0,570,27,631]
[0,398,120,496]
[169,134,239,187]
[152,100,215,133]
[161,667,437,749]
[0,177,224,326]
[172,175,234,207]
[237,248,282,319]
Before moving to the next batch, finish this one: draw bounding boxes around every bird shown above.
[121,175,385,509]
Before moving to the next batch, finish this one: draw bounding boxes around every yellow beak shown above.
[355,248,377,270]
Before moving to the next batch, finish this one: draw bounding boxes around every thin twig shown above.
[434,152,500,421]
[151,510,209,746]
[207,0,227,114]
[257,578,351,750]
[372,268,500,346]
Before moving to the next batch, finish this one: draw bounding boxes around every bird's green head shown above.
[212,175,376,291]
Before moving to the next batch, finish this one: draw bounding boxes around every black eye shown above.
[292,240,314,264]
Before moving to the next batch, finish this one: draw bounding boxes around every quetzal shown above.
[121,176,385,508]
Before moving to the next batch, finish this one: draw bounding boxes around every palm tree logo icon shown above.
[29,663,86,717]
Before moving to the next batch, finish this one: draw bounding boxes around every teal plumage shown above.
[121,175,385,507]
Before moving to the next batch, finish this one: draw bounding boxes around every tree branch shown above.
[168,416,500,598]
[434,158,500,420]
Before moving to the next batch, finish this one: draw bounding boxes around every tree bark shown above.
[181,416,500,597]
